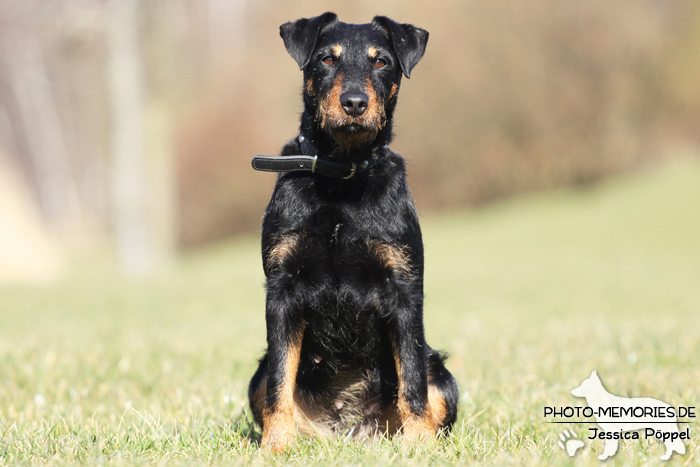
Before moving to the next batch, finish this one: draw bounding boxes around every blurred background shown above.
[1,0,698,280]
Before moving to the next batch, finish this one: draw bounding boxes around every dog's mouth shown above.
[327,124,378,150]
[347,120,367,128]
[319,113,385,151]
[331,121,376,134]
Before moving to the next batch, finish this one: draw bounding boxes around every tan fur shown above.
[368,46,378,58]
[253,373,330,439]
[261,324,305,451]
[331,44,342,57]
[367,239,411,276]
[392,344,445,439]
[388,83,399,100]
[401,389,446,439]
[427,384,449,428]
[267,233,301,269]
[362,78,384,131]
[392,343,411,422]
[317,74,347,133]
[317,76,386,152]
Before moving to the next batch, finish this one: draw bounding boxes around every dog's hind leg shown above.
[426,349,459,432]
[377,349,458,437]
[248,355,269,428]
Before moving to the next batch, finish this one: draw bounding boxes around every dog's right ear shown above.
[280,12,338,70]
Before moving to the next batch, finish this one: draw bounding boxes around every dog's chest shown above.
[298,213,395,363]
[265,171,416,362]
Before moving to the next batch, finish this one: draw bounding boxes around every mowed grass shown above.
[1,157,699,466]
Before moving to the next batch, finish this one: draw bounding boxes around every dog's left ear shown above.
[372,16,429,78]
[280,12,338,70]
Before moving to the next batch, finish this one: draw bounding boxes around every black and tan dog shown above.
[249,12,458,451]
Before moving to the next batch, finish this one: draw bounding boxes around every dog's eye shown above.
[374,59,387,69]
[322,56,335,66]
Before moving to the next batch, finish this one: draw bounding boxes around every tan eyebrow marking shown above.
[368,47,378,58]
[331,44,342,57]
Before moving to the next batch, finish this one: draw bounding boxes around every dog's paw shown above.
[401,417,436,441]
[261,425,296,453]
[557,429,584,457]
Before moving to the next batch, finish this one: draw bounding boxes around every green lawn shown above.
[1,157,699,465]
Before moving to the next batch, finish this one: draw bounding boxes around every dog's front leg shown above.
[370,239,438,438]
[387,287,437,439]
[261,288,305,452]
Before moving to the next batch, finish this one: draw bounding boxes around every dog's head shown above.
[571,370,602,398]
[280,13,428,151]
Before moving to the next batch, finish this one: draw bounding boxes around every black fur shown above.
[249,13,458,448]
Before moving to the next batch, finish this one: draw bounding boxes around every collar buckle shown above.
[341,161,356,179]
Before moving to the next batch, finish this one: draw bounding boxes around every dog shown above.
[248,13,458,451]
[571,370,686,460]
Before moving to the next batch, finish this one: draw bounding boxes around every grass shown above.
[1,157,699,465]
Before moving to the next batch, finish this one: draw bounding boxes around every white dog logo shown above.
[571,370,686,460]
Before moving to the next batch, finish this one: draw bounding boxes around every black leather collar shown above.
[252,135,386,179]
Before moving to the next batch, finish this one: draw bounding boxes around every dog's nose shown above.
[340,92,368,117]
